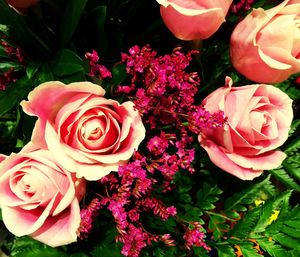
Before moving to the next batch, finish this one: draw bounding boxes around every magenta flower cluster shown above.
[77,46,225,256]
[0,37,24,90]
[231,0,255,13]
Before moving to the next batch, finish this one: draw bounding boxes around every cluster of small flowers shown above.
[78,46,222,256]
[85,50,112,79]
[117,45,226,131]
[0,70,15,90]
[183,222,211,251]
[0,37,24,90]
[231,0,255,13]
[77,153,177,256]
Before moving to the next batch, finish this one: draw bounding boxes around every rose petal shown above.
[30,199,81,247]
[198,135,263,180]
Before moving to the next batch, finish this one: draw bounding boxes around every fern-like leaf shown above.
[255,237,287,257]
[224,175,274,218]
[253,190,292,233]
[269,169,300,192]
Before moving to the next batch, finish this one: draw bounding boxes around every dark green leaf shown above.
[268,169,300,192]
[0,77,32,116]
[216,245,236,257]
[26,62,41,80]
[59,0,88,47]
[51,49,84,77]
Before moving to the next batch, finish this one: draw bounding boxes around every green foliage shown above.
[0,77,33,116]
[59,0,88,48]
[269,123,300,191]
[224,175,275,218]
[7,237,68,257]
[91,244,123,257]
[196,182,223,212]
[216,245,236,257]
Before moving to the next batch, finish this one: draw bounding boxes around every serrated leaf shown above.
[9,237,67,257]
[216,245,236,257]
[239,242,263,257]
[269,169,300,192]
[208,214,229,240]
[229,207,260,238]
[253,191,292,233]
[281,225,300,239]
[255,238,286,257]
[196,182,222,212]
[272,233,300,249]
[224,176,273,217]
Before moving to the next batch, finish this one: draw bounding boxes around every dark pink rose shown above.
[21,81,145,181]
[156,0,233,40]
[0,143,86,247]
[6,0,39,8]
[230,0,300,83]
[198,77,293,180]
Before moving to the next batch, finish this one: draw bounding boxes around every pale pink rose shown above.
[21,81,145,181]
[230,0,300,83]
[198,77,293,180]
[0,143,86,247]
[0,154,6,162]
[156,0,233,40]
[6,0,39,8]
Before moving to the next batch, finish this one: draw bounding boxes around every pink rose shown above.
[156,0,233,40]
[21,81,145,181]
[0,143,86,247]
[198,77,293,180]
[230,0,300,83]
[6,0,39,9]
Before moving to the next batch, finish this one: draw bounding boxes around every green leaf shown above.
[196,182,222,211]
[0,0,52,58]
[9,237,67,257]
[269,168,300,191]
[86,5,108,54]
[208,214,229,240]
[0,77,32,116]
[91,243,123,257]
[272,233,300,249]
[59,0,88,47]
[111,64,127,85]
[239,242,264,257]
[253,190,292,233]
[229,207,260,238]
[26,62,41,80]
[51,49,84,77]
[34,63,54,84]
[224,175,274,217]
[0,62,23,71]
[255,238,287,257]
[216,245,236,257]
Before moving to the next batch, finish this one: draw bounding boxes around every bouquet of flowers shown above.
[0,0,299,256]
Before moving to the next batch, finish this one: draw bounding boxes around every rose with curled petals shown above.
[156,0,233,40]
[20,81,145,181]
[198,77,293,180]
[230,0,300,83]
[0,143,85,247]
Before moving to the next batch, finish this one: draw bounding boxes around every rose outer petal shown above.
[30,199,81,247]
[198,135,263,180]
